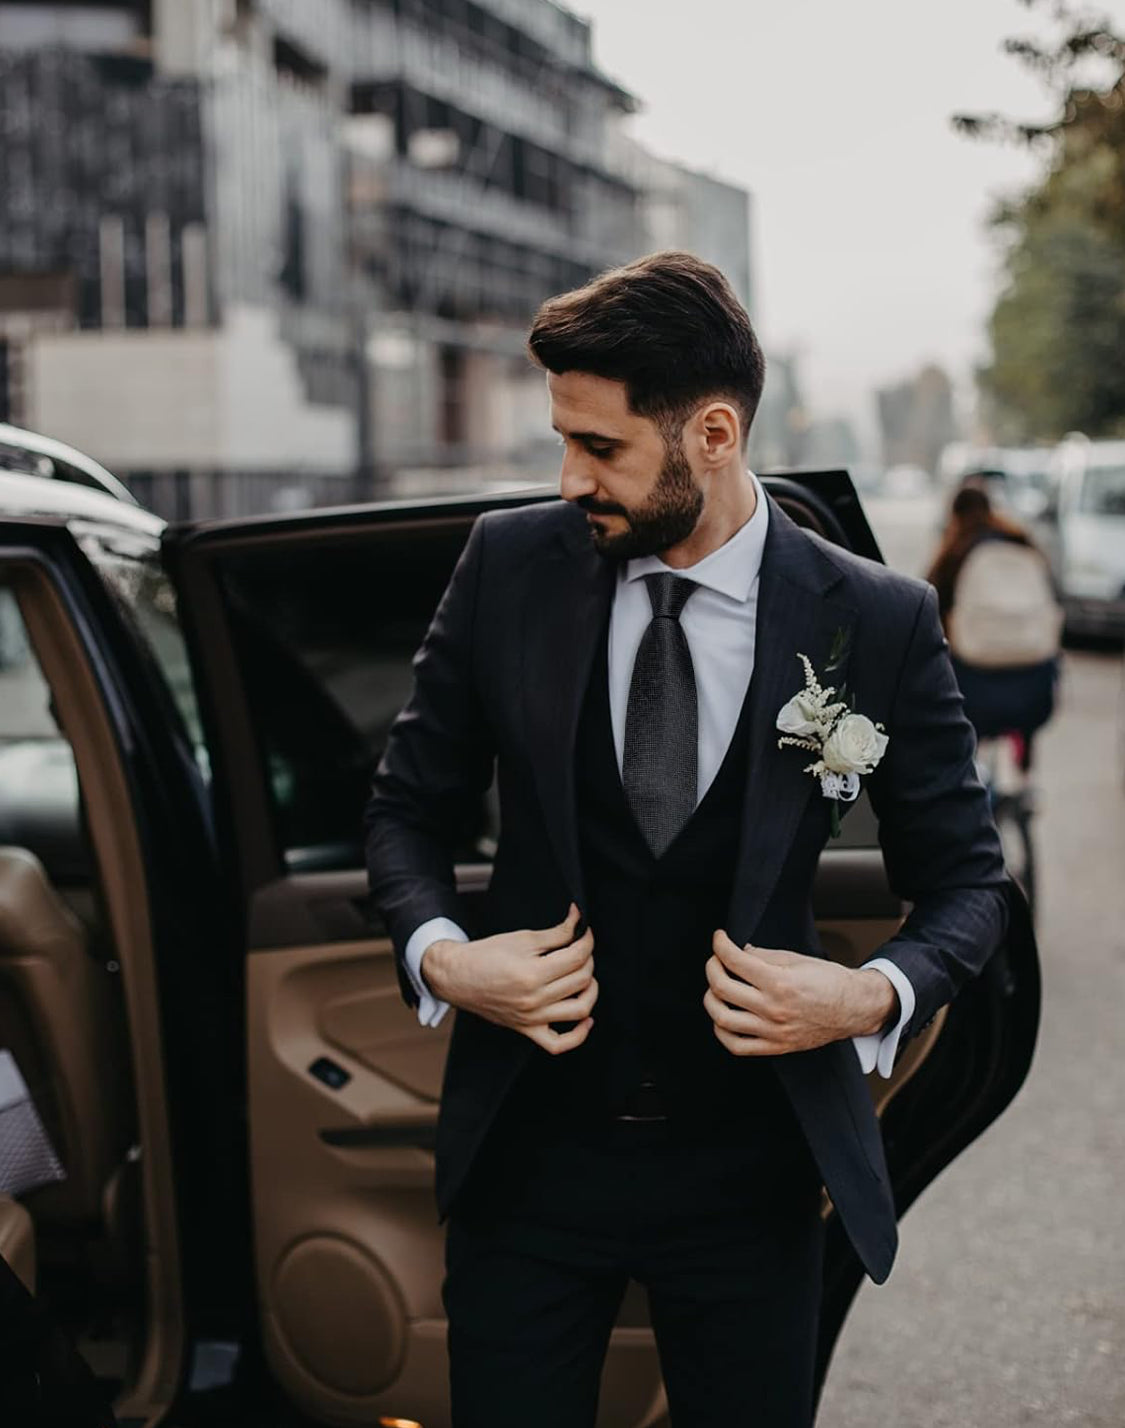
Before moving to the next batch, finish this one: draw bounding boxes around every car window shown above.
[0,585,85,880]
[0,586,56,737]
[215,522,499,873]
[1079,465,1125,517]
[77,528,211,781]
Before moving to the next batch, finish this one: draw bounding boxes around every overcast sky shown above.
[578,0,1125,449]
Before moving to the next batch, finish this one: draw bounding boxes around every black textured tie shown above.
[622,573,699,857]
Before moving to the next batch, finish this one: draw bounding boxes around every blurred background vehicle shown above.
[1049,435,1125,642]
[881,462,933,499]
[937,443,1056,524]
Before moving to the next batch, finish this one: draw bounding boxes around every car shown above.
[881,463,932,499]
[1049,435,1125,641]
[936,444,1056,523]
[0,422,138,505]
[0,456,1039,1426]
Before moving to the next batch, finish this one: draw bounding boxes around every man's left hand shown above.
[704,929,898,1056]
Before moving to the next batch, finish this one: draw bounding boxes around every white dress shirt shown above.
[403,473,914,1076]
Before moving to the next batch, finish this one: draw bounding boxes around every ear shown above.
[694,401,742,465]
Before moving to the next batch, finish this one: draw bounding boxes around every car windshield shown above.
[1079,465,1125,517]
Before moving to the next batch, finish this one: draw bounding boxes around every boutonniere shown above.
[775,641,888,837]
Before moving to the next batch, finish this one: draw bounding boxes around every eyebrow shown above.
[551,425,623,445]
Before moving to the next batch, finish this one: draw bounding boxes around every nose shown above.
[559,450,599,504]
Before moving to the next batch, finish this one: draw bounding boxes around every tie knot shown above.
[644,572,696,621]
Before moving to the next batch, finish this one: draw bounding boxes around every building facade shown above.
[0,0,753,511]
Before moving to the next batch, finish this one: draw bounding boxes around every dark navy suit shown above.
[364,493,1011,1423]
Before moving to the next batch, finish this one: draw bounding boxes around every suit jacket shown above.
[363,493,1011,1284]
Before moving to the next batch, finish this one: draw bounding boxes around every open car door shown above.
[162,472,1039,1427]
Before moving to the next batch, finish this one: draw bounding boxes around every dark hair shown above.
[951,483,992,520]
[527,251,766,444]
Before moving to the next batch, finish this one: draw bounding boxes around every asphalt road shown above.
[817,499,1125,1428]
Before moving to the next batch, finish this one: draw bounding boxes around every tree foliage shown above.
[956,1,1125,440]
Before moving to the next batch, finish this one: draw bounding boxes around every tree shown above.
[955,2,1125,440]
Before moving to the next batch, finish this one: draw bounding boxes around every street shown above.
[818,501,1125,1427]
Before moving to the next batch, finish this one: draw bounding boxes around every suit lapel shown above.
[519,495,857,930]
[726,497,857,943]
[522,509,615,909]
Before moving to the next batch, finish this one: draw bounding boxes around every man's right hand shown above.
[420,903,597,1055]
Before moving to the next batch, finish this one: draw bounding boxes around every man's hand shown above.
[422,903,597,1055]
[704,929,897,1057]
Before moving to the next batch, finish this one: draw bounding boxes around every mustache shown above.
[576,496,629,516]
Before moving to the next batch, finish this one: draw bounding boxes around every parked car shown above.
[937,444,1056,523]
[0,456,1039,1426]
[0,422,137,504]
[1050,435,1125,640]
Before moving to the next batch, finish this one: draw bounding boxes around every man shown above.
[364,252,1011,1427]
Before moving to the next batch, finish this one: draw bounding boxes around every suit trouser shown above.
[443,1108,825,1428]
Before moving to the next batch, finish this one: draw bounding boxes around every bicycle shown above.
[975,731,1038,925]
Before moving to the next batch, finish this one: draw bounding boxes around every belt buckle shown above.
[612,1079,668,1123]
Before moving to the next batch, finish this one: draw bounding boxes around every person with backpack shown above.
[925,480,1062,769]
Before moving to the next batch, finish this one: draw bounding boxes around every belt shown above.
[611,1078,668,1123]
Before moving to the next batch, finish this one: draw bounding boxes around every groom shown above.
[364,252,1010,1427]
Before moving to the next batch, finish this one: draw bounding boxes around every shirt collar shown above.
[623,471,769,604]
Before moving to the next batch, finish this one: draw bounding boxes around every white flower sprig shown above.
[776,652,889,835]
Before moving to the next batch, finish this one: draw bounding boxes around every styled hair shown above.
[527,251,766,443]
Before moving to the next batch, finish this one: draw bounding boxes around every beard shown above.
[578,439,704,561]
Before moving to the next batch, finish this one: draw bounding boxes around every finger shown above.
[538,957,595,1004]
[525,1016,594,1056]
[533,979,599,1026]
[704,955,769,1012]
[532,903,583,953]
[744,943,803,967]
[712,1022,775,1057]
[711,931,772,986]
[703,987,770,1036]
[537,927,594,975]
[711,927,743,962]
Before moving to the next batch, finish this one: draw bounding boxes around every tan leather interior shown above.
[0,845,131,1225]
[10,562,184,1426]
[247,884,947,1428]
[0,1193,36,1292]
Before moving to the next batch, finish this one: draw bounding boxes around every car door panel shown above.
[162,474,1039,1427]
[244,925,668,1426]
[238,855,946,1428]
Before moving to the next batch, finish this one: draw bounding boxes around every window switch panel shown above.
[308,1056,351,1090]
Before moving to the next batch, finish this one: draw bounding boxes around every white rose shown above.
[776,691,823,738]
[821,713,888,775]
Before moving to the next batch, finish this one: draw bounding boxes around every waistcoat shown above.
[507,609,797,1138]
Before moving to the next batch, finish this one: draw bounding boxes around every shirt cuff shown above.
[403,917,466,1028]
[851,958,916,1079]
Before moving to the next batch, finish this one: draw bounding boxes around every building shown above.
[0,0,753,513]
[876,363,957,479]
[625,144,753,313]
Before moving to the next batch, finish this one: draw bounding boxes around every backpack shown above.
[947,537,1063,668]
